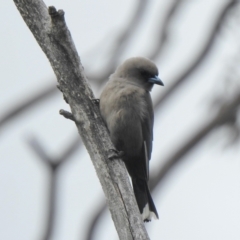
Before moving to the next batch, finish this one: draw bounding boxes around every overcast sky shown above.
[1,0,240,240]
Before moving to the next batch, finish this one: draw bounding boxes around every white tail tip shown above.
[142,203,158,222]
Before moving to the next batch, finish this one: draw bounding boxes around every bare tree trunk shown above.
[13,1,150,239]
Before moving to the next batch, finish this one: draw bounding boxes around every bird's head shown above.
[114,57,164,91]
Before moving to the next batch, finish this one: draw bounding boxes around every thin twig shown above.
[154,0,238,109]
[0,84,57,129]
[84,201,107,240]
[149,0,184,60]
[27,136,80,240]
[59,109,75,121]
[89,0,149,83]
[150,93,240,190]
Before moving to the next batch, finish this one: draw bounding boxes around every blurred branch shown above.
[58,137,81,164]
[0,84,57,130]
[14,1,149,239]
[150,92,240,190]
[149,0,184,60]
[84,201,107,240]
[27,136,81,240]
[154,0,238,109]
[89,0,149,83]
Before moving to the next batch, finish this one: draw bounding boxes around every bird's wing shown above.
[141,93,154,181]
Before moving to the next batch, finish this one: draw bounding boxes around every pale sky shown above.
[1,0,240,240]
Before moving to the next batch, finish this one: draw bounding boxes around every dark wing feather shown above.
[141,93,154,181]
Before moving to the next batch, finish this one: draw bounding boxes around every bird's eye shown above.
[141,70,151,79]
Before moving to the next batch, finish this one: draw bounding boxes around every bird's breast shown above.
[113,83,148,119]
[100,81,151,156]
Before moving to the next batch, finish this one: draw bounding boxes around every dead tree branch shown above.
[13,1,149,239]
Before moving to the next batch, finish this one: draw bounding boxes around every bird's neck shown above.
[124,80,152,92]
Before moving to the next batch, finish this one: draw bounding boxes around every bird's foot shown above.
[144,219,151,223]
[91,98,100,105]
[108,149,124,160]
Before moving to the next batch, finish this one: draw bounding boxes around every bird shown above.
[99,57,164,222]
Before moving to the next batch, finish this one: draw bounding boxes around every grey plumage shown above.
[100,57,163,221]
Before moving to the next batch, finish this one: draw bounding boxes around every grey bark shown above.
[13,1,150,239]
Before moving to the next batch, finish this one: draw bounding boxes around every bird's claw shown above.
[108,149,124,160]
[91,98,100,105]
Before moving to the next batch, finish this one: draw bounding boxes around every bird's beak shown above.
[148,75,164,86]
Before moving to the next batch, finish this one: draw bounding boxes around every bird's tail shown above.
[132,178,159,222]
